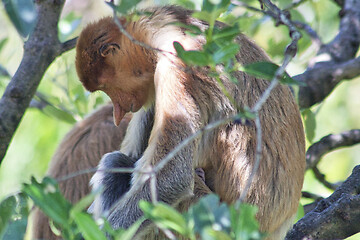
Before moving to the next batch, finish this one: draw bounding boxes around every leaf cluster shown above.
[0,178,264,240]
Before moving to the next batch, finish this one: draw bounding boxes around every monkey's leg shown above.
[212,124,301,240]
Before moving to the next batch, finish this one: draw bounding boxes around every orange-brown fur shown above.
[76,5,305,240]
[32,104,131,239]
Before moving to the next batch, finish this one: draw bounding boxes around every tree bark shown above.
[0,0,76,163]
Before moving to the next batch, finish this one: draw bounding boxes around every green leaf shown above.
[174,42,210,67]
[202,0,230,14]
[212,43,239,64]
[114,218,144,240]
[2,218,28,240]
[139,201,188,235]
[71,212,107,240]
[23,177,72,228]
[106,0,141,15]
[188,194,231,236]
[0,38,8,51]
[42,105,76,124]
[0,194,29,240]
[2,0,37,37]
[241,62,305,86]
[192,11,215,24]
[0,196,16,238]
[212,24,241,42]
[201,227,232,240]
[192,0,230,27]
[302,109,317,143]
[230,203,262,240]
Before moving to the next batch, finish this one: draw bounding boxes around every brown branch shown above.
[60,37,78,54]
[296,56,360,109]
[0,0,74,163]
[296,0,360,109]
[286,165,360,239]
[306,129,360,170]
[302,191,323,201]
[302,191,324,214]
[312,166,340,190]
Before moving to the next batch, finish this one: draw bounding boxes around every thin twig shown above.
[293,21,322,47]
[302,191,324,201]
[56,167,134,182]
[150,171,158,203]
[231,0,267,14]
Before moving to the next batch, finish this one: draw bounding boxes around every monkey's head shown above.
[76,17,155,126]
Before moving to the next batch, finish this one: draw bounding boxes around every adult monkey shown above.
[32,104,131,239]
[76,5,305,240]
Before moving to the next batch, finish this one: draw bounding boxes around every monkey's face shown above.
[75,18,155,126]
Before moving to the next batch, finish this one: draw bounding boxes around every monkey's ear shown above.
[99,43,120,57]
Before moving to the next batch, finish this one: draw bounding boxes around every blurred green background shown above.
[0,0,359,238]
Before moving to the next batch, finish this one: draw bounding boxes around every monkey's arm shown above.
[92,152,211,226]
[90,151,136,215]
[106,128,195,229]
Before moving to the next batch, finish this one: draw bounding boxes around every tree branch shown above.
[0,0,72,163]
[60,37,78,54]
[286,165,360,239]
[296,0,360,109]
[293,20,322,47]
[312,166,340,191]
[306,129,360,170]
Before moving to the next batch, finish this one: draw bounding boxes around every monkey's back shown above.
[32,104,131,239]
[192,34,305,239]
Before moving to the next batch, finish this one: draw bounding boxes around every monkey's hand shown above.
[90,151,136,217]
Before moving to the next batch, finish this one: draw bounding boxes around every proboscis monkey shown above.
[32,104,131,239]
[75,5,305,240]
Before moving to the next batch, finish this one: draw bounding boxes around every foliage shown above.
[1,177,263,240]
[0,193,28,240]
